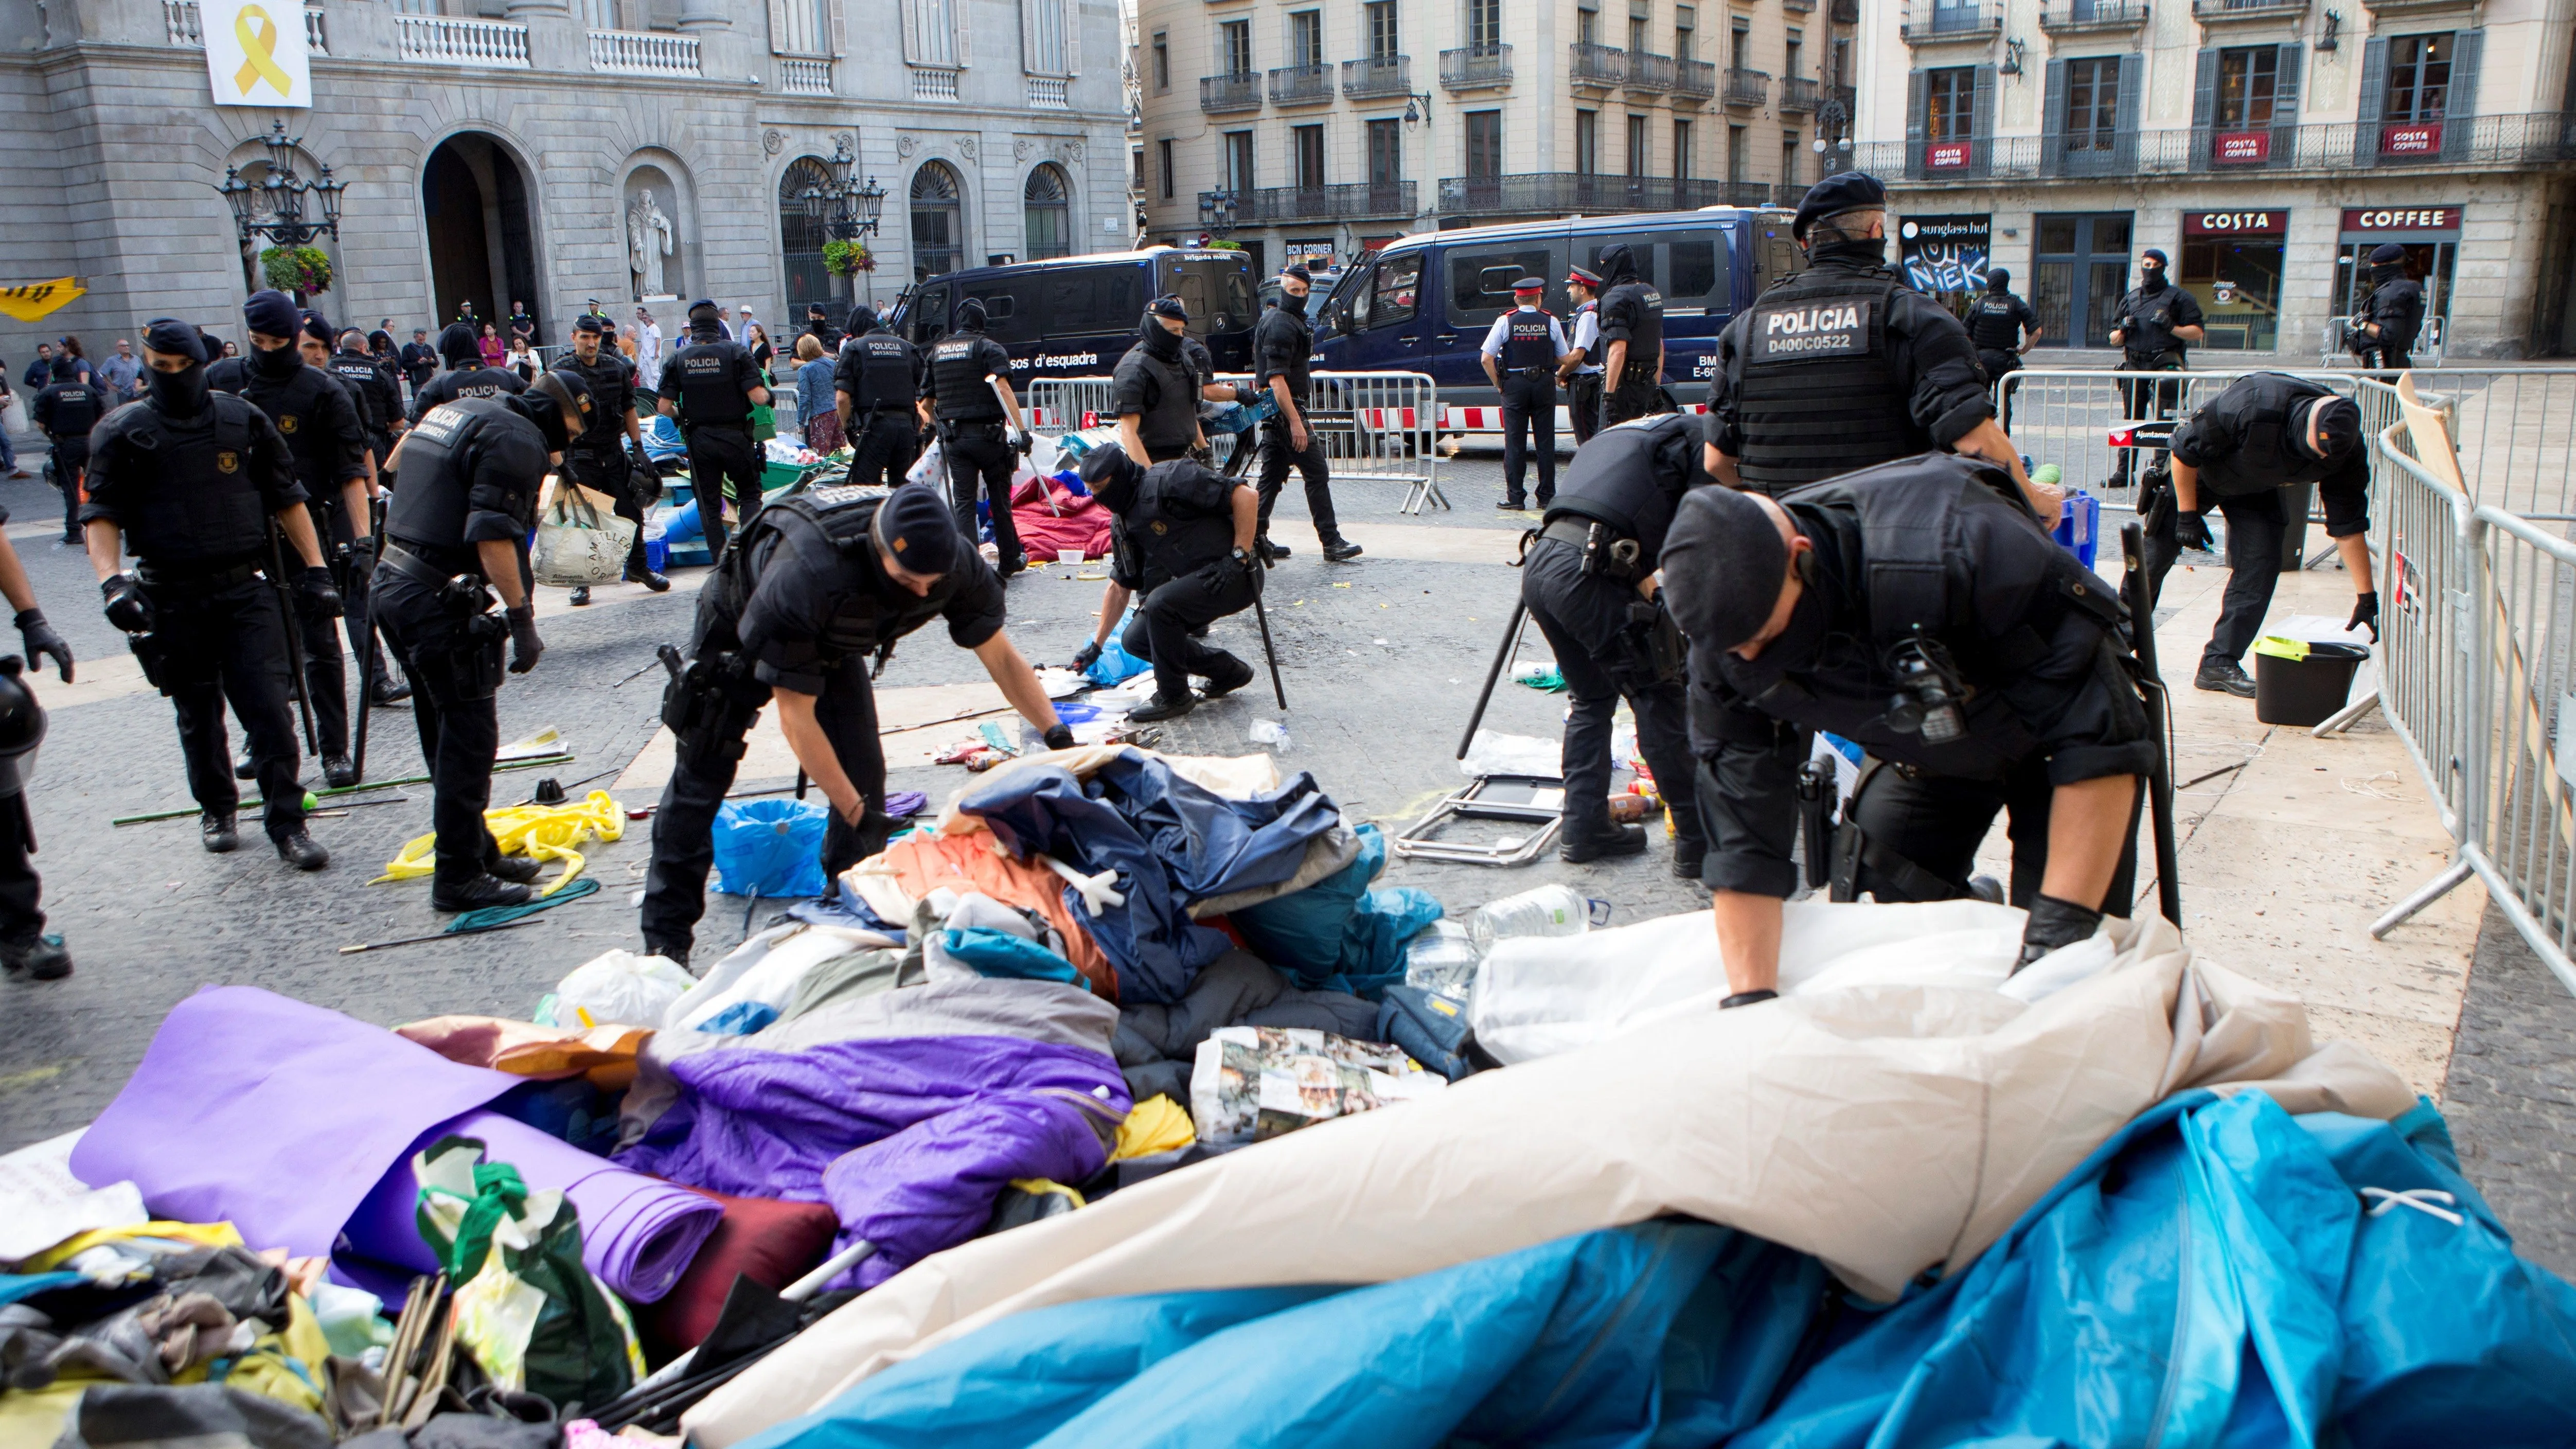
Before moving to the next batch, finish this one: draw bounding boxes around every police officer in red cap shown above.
[1558,264,1609,448]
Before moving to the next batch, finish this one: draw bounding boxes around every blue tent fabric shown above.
[957,754,1343,1003]
[1230,824,1441,999]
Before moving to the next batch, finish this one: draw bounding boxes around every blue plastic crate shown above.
[2053,489,2101,570]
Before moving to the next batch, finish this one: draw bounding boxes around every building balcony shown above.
[164,1,327,52]
[2364,0,2469,10]
[1027,74,1069,108]
[778,56,833,94]
[1853,111,2576,183]
[1722,66,1769,108]
[1900,4,2001,43]
[1832,0,1860,19]
[1207,181,1420,223]
[1778,76,1823,111]
[1439,43,1513,90]
[1270,62,1335,104]
[1774,182,1810,206]
[1783,0,1815,11]
[1342,55,1412,98]
[1625,51,1675,92]
[1672,58,1716,102]
[588,29,698,76]
[2190,0,2306,19]
[910,66,960,100]
[1438,172,1769,217]
[1200,71,1263,113]
[395,14,529,67]
[2039,0,2149,32]
[1570,42,1625,92]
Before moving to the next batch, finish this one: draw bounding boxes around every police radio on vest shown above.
[1767,303,1863,335]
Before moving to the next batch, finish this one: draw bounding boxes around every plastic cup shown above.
[1058,549,1083,565]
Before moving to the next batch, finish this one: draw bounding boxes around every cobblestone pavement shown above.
[2443,902,2576,1279]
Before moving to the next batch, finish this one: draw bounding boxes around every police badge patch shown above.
[279,414,300,434]
[217,451,240,473]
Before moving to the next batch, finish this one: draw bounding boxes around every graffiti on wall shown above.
[1898,215,1992,296]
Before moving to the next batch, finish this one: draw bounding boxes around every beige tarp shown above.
[687,909,2413,1446]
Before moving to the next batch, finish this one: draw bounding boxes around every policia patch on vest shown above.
[217,450,240,473]
[1750,298,1875,360]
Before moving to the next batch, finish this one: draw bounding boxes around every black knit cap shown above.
[242,289,300,340]
[871,484,959,575]
[438,322,481,366]
[2370,242,2408,265]
[1659,486,1792,653]
[143,319,205,362]
[1791,171,1887,241]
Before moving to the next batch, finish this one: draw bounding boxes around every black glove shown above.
[2175,510,2214,553]
[2349,589,2380,643]
[1233,383,1256,405]
[15,609,71,683]
[1070,640,1102,672]
[296,566,344,620]
[2015,893,2105,972]
[1012,429,1034,455]
[347,533,377,576]
[506,604,542,674]
[101,573,155,634]
[1232,545,1261,578]
[1042,723,1076,752]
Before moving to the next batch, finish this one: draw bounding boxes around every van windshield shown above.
[1160,254,1258,335]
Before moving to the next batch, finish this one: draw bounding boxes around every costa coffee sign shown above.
[2341,205,2461,233]
[2183,209,2286,237]
[2212,131,2271,165]
[2380,122,2443,155]
[1926,140,1972,169]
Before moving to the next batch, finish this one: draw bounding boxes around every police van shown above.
[887,246,1259,386]
[1312,207,1802,439]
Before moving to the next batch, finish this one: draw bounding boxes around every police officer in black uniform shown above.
[1965,268,2042,430]
[83,319,340,870]
[658,299,772,562]
[1112,295,1206,466]
[2145,376,2373,698]
[2107,248,2205,491]
[834,307,925,489]
[0,644,67,980]
[1481,277,1569,510]
[1703,172,2047,514]
[207,292,376,788]
[2352,243,2424,372]
[332,327,405,469]
[306,316,408,708]
[556,312,669,603]
[1076,441,1260,723]
[639,484,1075,964]
[801,303,842,356]
[32,357,104,545]
[1659,453,2155,1004]
[1595,244,1668,430]
[1523,412,1708,873]
[921,298,1033,576]
[410,321,527,423]
[1252,266,1361,562]
[372,375,583,910]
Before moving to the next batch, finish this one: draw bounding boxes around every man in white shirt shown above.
[1557,264,1608,450]
[634,306,664,384]
[1479,277,1571,510]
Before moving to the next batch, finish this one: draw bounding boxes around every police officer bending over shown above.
[1966,268,2042,429]
[1252,266,1362,562]
[834,307,925,489]
[921,298,1034,576]
[2352,244,2424,373]
[32,357,104,545]
[1523,413,1707,872]
[1113,295,1207,466]
[1481,277,1569,511]
[409,321,526,423]
[640,484,1075,964]
[1660,452,2155,1002]
[1594,245,1668,430]
[84,319,342,870]
[2145,377,2373,698]
[556,311,669,604]
[659,299,772,561]
[1703,172,2049,519]
[1076,441,1260,723]
[374,375,585,909]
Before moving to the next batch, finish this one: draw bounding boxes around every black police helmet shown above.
[0,657,48,798]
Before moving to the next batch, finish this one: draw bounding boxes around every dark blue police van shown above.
[886,246,1259,382]
[1311,207,1801,415]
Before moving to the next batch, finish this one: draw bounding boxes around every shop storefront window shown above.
[2179,208,2285,351]
[2337,204,2461,356]
[2034,211,2130,348]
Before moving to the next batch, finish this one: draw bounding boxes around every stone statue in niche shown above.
[629,189,675,299]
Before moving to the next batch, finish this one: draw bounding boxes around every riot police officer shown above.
[1965,268,2042,429]
[2353,243,2424,372]
[1703,172,2046,515]
[835,307,925,489]
[2106,249,2205,491]
[1660,453,2154,1001]
[1559,265,1608,448]
[639,484,1074,964]
[32,357,105,545]
[207,292,376,788]
[658,299,771,561]
[1523,412,1707,873]
[83,319,340,870]
[332,327,405,468]
[1112,295,1206,466]
[920,298,1033,576]
[408,321,526,422]
[374,375,582,909]
[1076,442,1260,722]
[1253,266,1361,562]
[1595,245,1667,430]
[1481,278,1569,510]
[307,317,407,708]
[555,312,668,603]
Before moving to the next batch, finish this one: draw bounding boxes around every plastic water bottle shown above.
[1404,920,1480,1002]
[1468,884,1608,953]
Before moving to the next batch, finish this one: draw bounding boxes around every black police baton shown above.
[351,495,387,781]
[1247,553,1288,711]
[1457,603,1530,760]
[2120,519,2184,933]
[264,516,321,755]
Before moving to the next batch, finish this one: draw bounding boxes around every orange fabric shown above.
[395,1015,652,1090]
[878,833,1118,1001]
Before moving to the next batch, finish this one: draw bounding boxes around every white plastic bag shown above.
[531,484,638,588]
[904,436,945,487]
[1458,730,1562,779]
[545,949,696,1028]
[664,922,895,1033]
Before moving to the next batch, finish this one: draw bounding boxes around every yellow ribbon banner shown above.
[0,278,83,324]
[233,4,294,99]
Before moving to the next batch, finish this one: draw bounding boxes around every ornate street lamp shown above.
[217,119,343,249]
[812,139,885,241]
[1198,189,1238,238]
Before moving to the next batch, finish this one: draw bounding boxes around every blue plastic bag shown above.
[710,798,830,898]
[1083,626,1153,687]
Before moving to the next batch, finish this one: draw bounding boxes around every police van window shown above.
[1160,255,1257,334]
[1443,246,1557,328]
[958,282,1042,344]
[1366,251,1422,327]
[911,285,950,344]
[1048,264,1147,335]
[1582,229,1729,312]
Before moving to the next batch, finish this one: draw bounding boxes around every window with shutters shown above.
[1466,110,1503,175]
[1367,1,1399,61]
[1779,129,1797,187]
[1294,124,1327,189]
[1290,10,1322,66]
[1023,165,1071,259]
[1576,3,1597,46]
[1151,30,1168,89]
[1467,0,1500,50]
[1221,20,1252,76]
[904,0,956,66]
[1727,122,1746,181]
[1226,130,1256,190]
[2385,33,2452,120]
[1575,109,1600,172]
[2065,57,2119,151]
[1926,66,1975,138]
[1674,118,1694,178]
[1157,138,1175,199]
[910,162,963,280]
[1674,6,1694,61]
[1627,114,1650,175]
[1023,0,1070,76]
[2217,46,2276,127]
[1367,118,1404,185]
[772,0,828,55]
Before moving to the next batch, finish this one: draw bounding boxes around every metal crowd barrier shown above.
[1029,371,1447,514]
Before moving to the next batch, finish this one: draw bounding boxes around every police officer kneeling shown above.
[1660,452,2156,1002]
[1523,413,1706,872]
[640,484,1076,965]
[372,374,588,908]
[1077,442,1260,723]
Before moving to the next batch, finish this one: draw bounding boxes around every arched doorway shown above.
[1023,164,1071,260]
[910,162,963,281]
[422,134,540,332]
[779,156,837,318]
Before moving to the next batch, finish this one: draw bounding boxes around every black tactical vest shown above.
[1602,281,1665,362]
[553,352,632,457]
[674,340,752,426]
[1129,345,1199,454]
[330,351,393,434]
[1503,309,1557,372]
[1732,266,1925,495]
[1966,294,2023,351]
[848,333,916,411]
[929,335,1003,421]
[212,360,344,497]
[40,382,101,438]
[1543,411,1701,559]
[1255,307,1312,400]
[98,395,269,564]
[387,398,542,566]
[1122,461,1236,592]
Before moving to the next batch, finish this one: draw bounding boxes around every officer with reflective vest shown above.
[1524,412,1708,873]
[2352,243,2424,372]
[640,484,1074,964]
[1481,277,1570,511]
[82,318,342,870]
[2106,249,2205,492]
[31,357,104,545]
[556,312,669,604]
[1077,442,1260,723]
[1559,264,1609,448]
[1253,265,1362,562]
[207,292,376,789]
[833,307,925,489]
[1965,268,2043,429]
[1113,295,1206,466]
[408,320,526,423]
[1703,172,2048,517]
[920,298,1033,576]
[1594,244,1668,430]
[658,299,772,561]
[374,375,583,910]
[331,326,404,468]
[1659,453,2154,1002]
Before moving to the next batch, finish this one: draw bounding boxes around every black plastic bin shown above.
[2252,641,2369,727]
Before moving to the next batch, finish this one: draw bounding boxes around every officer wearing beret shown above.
[2352,243,2425,373]
[641,483,1074,964]
[1703,172,2049,518]
[659,299,772,561]
[834,307,926,489]
[2144,376,2374,697]
[1076,441,1261,722]
[1660,452,2154,1001]
[555,312,669,604]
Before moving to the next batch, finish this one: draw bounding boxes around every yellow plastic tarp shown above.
[1110,1094,1195,1161]
[375,790,623,894]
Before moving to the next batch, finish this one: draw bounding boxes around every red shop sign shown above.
[2211,131,2271,165]
[2340,205,2460,233]
[1926,140,1972,170]
[2380,122,2443,155]
[2182,209,2287,237]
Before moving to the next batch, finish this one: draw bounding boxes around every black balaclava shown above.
[251,333,303,379]
[48,357,74,384]
[687,301,724,342]
[143,319,210,417]
[957,298,988,333]
[439,322,481,368]
[1141,314,1184,362]
[848,306,880,335]
[2138,249,2170,293]
[1986,267,2012,295]
[1809,223,1887,269]
[1597,244,1639,285]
